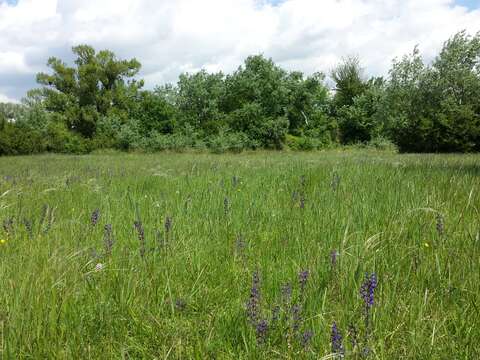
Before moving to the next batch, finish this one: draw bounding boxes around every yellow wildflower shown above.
[0,239,6,245]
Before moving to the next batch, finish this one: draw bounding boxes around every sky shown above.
[0,0,479,103]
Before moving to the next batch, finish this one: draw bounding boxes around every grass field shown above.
[0,150,479,359]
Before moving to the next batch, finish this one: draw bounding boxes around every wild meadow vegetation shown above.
[0,150,479,358]
[1,30,480,155]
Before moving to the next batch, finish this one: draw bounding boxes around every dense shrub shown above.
[144,132,205,152]
[117,120,143,151]
[44,122,91,154]
[285,134,327,151]
[208,131,257,153]
[131,90,176,134]
[0,122,46,155]
[367,136,398,151]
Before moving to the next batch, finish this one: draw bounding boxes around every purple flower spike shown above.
[90,209,100,226]
[256,319,269,344]
[299,269,309,293]
[301,330,313,349]
[246,270,261,325]
[292,304,302,333]
[360,272,378,309]
[331,322,344,357]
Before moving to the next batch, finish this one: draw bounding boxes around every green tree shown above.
[385,31,480,152]
[331,55,367,109]
[176,70,225,136]
[223,55,289,116]
[284,71,330,136]
[223,55,291,148]
[33,45,143,138]
[337,77,386,143]
[131,89,176,134]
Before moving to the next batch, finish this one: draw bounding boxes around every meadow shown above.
[0,150,479,359]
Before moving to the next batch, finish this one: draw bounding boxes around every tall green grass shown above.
[0,150,479,359]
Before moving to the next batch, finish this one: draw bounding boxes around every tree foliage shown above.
[386,31,480,152]
[33,45,143,138]
[2,31,480,155]
[331,56,367,109]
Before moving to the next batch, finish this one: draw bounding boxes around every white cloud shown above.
[0,92,19,103]
[0,0,479,101]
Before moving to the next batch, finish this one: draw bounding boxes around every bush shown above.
[131,90,176,134]
[44,122,91,154]
[117,120,144,151]
[0,122,46,155]
[285,134,326,151]
[130,125,207,153]
[367,136,398,151]
[208,131,257,153]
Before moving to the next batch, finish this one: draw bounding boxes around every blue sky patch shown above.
[455,0,479,10]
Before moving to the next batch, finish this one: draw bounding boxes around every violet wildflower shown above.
[360,272,378,309]
[256,319,269,344]
[360,272,378,336]
[331,322,344,358]
[298,269,309,296]
[291,304,302,333]
[134,220,146,258]
[301,330,313,349]
[246,270,261,325]
[90,209,100,226]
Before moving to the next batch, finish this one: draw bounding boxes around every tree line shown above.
[1,31,479,155]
